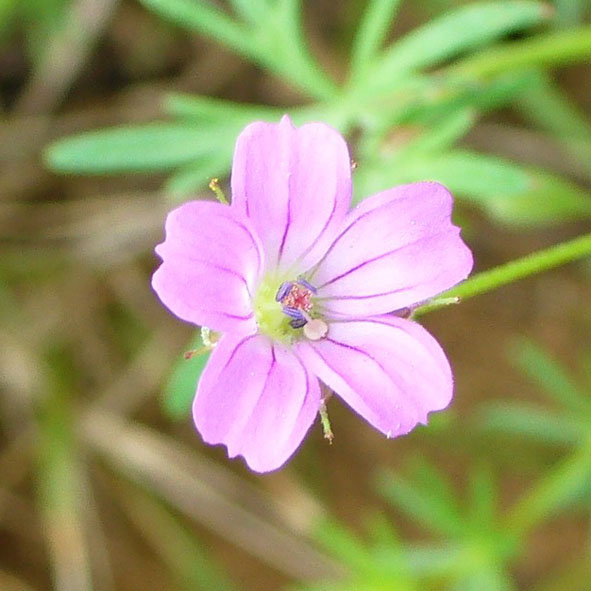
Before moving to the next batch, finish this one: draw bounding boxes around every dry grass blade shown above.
[37,383,94,591]
[15,0,122,115]
[0,570,36,591]
[81,409,344,582]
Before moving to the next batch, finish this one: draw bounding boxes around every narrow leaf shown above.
[448,24,591,80]
[46,123,235,174]
[137,0,255,59]
[385,151,591,225]
[511,339,588,411]
[165,94,282,122]
[477,402,584,446]
[468,464,497,528]
[370,1,548,83]
[507,440,591,533]
[349,0,402,81]
[377,470,464,537]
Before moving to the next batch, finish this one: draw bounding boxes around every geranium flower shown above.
[152,116,473,472]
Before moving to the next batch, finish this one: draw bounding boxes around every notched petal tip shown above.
[312,180,474,315]
[150,200,262,333]
[193,334,322,473]
[231,114,352,271]
[295,316,453,440]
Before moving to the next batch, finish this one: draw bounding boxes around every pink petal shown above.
[310,182,473,316]
[295,316,453,438]
[231,115,352,272]
[152,200,263,333]
[193,332,321,472]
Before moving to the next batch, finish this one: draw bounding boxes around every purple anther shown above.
[282,306,305,320]
[296,277,317,293]
[289,317,307,329]
[275,281,293,302]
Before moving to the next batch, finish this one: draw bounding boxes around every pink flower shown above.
[152,116,473,473]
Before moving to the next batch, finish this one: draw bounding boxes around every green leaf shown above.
[137,0,255,59]
[456,567,516,591]
[45,123,236,174]
[162,334,211,420]
[506,440,591,533]
[511,339,588,411]
[138,0,336,100]
[227,0,269,24]
[483,167,591,225]
[516,71,591,139]
[348,0,402,82]
[368,1,548,88]
[448,24,591,80]
[0,0,17,43]
[477,402,584,446]
[166,93,282,123]
[467,465,497,528]
[377,470,464,537]
[401,545,463,577]
[514,71,591,178]
[20,0,70,62]
[314,519,375,573]
[553,0,587,28]
[385,151,591,225]
[165,152,233,198]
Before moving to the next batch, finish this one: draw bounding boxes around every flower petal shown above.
[310,182,473,316]
[152,200,263,333]
[193,332,321,472]
[231,115,352,272]
[295,316,453,438]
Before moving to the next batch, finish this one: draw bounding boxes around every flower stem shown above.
[209,178,228,205]
[319,394,334,444]
[416,232,591,315]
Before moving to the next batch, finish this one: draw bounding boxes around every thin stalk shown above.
[417,232,591,315]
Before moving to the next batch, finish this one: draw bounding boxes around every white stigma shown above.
[303,318,328,341]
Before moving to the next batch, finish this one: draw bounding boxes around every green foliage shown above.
[0,0,17,44]
[19,0,70,61]
[44,0,591,228]
[361,1,549,90]
[46,123,237,174]
[478,339,591,445]
[297,461,520,591]
[162,332,211,419]
[136,0,337,100]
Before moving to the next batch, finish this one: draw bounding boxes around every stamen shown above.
[282,306,305,320]
[274,277,327,339]
[296,277,317,293]
[289,318,307,329]
[275,281,293,302]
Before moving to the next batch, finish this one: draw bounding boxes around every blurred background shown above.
[1,1,590,590]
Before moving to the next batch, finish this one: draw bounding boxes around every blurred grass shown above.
[1,1,591,590]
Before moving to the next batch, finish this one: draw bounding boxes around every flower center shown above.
[253,275,328,343]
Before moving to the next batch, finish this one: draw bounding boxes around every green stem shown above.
[209,178,228,205]
[417,232,591,314]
